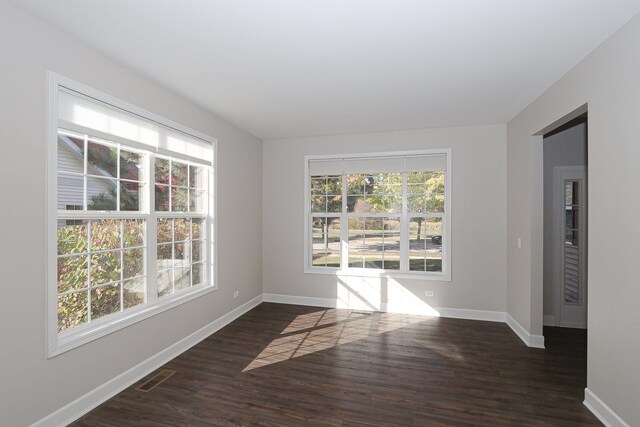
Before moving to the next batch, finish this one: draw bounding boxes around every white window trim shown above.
[303,149,452,281]
[46,72,218,358]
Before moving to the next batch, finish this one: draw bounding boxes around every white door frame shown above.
[553,165,587,328]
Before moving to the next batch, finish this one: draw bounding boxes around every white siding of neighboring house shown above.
[57,140,113,210]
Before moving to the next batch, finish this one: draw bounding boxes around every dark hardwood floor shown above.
[72,303,600,426]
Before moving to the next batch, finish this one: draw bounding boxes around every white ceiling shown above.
[13,0,640,139]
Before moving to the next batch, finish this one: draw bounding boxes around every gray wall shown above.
[507,11,640,425]
[542,123,587,319]
[263,125,507,314]
[0,1,262,425]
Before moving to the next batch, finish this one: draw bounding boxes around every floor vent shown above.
[350,310,374,315]
[136,370,176,392]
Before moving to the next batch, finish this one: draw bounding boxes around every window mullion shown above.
[83,135,88,210]
[116,146,121,212]
[119,221,124,311]
[207,165,215,287]
[146,154,158,303]
[340,173,348,270]
[400,173,408,272]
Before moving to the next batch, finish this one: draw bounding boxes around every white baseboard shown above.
[543,314,556,326]
[506,314,545,348]
[436,307,506,322]
[584,388,630,427]
[31,294,263,427]
[263,293,505,323]
[559,321,587,329]
[262,293,337,309]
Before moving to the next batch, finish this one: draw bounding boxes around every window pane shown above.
[57,255,88,293]
[189,165,204,188]
[348,217,365,268]
[119,182,142,211]
[409,217,442,272]
[192,240,204,263]
[565,181,573,205]
[327,195,342,213]
[57,222,88,255]
[123,277,145,309]
[426,194,445,213]
[123,219,144,247]
[91,284,121,320]
[408,172,445,213]
[407,195,425,213]
[155,157,170,184]
[382,218,401,270]
[326,176,342,195]
[155,184,170,211]
[91,219,121,252]
[157,243,173,270]
[173,242,190,267]
[172,160,188,187]
[346,175,365,195]
[174,266,190,291]
[312,217,341,267]
[374,196,401,213]
[311,195,326,213]
[348,195,400,213]
[123,248,144,280]
[119,149,143,181]
[171,187,188,212]
[87,141,117,177]
[157,218,173,243]
[407,172,426,194]
[90,251,121,286]
[426,172,445,213]
[379,173,402,195]
[310,177,325,195]
[192,219,203,240]
[57,133,86,174]
[347,195,366,212]
[57,174,84,210]
[189,189,204,212]
[364,218,384,268]
[349,173,402,196]
[58,291,88,332]
[174,218,190,241]
[87,177,117,210]
[191,263,203,286]
[91,219,121,251]
[157,270,173,297]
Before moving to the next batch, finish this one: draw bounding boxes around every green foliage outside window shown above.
[57,219,145,332]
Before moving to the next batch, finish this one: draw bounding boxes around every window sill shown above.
[304,267,450,282]
[49,283,216,358]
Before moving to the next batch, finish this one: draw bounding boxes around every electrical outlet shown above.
[425,291,434,297]
[517,238,522,249]
[233,291,239,298]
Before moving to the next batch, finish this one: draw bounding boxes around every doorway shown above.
[542,115,588,329]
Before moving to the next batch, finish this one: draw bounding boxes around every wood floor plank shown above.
[72,303,601,426]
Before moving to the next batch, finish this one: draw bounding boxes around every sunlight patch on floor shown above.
[243,310,425,371]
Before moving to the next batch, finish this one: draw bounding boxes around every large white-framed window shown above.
[47,73,216,357]
[304,150,451,281]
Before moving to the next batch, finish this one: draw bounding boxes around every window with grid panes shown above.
[305,151,450,279]
[49,74,215,356]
